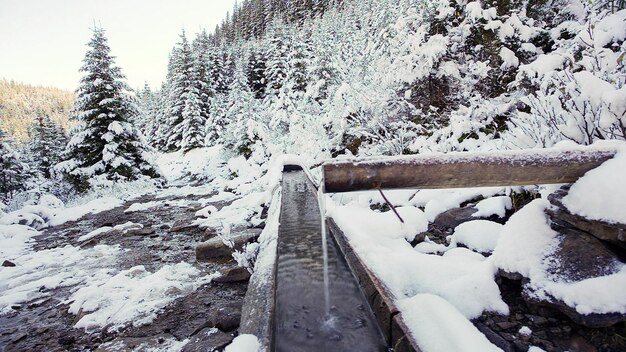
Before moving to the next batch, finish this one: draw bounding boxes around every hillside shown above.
[0,79,73,142]
[138,0,626,160]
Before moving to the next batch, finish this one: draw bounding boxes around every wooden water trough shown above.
[320,146,619,352]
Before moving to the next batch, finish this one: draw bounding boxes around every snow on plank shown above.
[323,145,619,192]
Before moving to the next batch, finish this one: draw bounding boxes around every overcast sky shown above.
[0,0,238,91]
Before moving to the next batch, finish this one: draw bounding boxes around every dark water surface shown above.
[273,171,388,352]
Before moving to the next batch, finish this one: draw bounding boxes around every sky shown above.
[0,0,239,91]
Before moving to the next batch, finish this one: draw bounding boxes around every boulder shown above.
[196,229,260,261]
[214,266,251,283]
[432,206,479,229]
[123,227,156,237]
[548,188,626,251]
[171,220,198,232]
[2,260,16,267]
[182,328,233,352]
[522,231,626,327]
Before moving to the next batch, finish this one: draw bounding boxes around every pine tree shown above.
[0,125,30,201]
[56,27,160,191]
[26,115,68,179]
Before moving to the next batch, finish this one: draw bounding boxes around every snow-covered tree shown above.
[25,115,67,179]
[165,31,193,151]
[224,53,265,157]
[56,27,160,192]
[0,125,31,201]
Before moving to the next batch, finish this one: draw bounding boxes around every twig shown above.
[373,182,404,223]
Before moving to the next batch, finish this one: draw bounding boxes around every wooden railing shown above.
[322,148,617,193]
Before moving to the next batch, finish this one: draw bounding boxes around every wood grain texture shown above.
[323,149,617,193]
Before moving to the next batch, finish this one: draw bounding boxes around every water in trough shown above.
[273,170,388,352]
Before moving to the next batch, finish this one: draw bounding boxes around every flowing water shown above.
[273,170,388,352]
[318,184,331,316]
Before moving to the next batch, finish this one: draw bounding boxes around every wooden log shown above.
[323,148,617,193]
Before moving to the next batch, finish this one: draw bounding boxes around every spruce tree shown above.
[56,27,160,191]
[0,125,30,201]
[224,55,263,158]
[165,31,193,151]
[26,115,67,179]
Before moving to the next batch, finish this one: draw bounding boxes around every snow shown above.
[582,9,626,48]
[473,196,512,218]
[68,262,220,331]
[224,334,260,352]
[562,149,626,224]
[519,53,567,76]
[450,220,503,253]
[409,187,504,222]
[0,224,41,260]
[155,145,225,182]
[499,47,519,69]
[0,244,120,313]
[519,326,532,336]
[327,198,508,319]
[125,199,191,213]
[78,222,143,242]
[414,239,448,255]
[50,197,124,226]
[573,71,615,108]
[397,294,502,352]
[490,199,557,278]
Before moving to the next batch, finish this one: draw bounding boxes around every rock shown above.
[525,314,548,326]
[547,231,621,282]
[409,232,426,246]
[432,206,479,229]
[95,334,171,351]
[548,188,626,251]
[123,227,156,237]
[474,323,514,352]
[171,221,197,232]
[2,260,16,267]
[497,269,523,281]
[495,322,517,330]
[215,306,242,331]
[519,221,626,327]
[524,291,626,328]
[11,332,27,343]
[196,229,260,261]
[567,334,598,352]
[182,328,233,352]
[214,266,251,283]
[57,333,75,346]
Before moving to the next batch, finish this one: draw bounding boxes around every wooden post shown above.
[322,148,617,193]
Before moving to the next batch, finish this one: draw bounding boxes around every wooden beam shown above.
[322,148,617,193]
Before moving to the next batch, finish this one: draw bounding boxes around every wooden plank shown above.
[323,148,617,193]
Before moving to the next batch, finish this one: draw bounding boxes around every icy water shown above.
[273,170,388,352]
